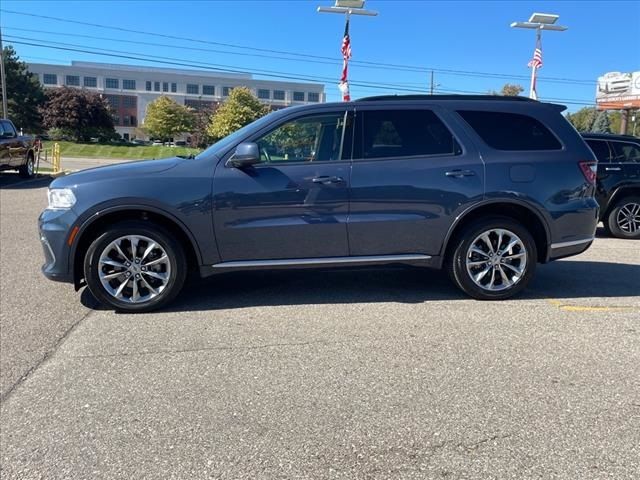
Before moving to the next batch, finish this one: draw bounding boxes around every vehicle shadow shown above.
[81,260,640,313]
[0,174,53,190]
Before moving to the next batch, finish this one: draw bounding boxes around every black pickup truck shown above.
[0,119,37,178]
[582,133,640,239]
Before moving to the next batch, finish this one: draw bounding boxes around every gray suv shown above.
[39,95,599,312]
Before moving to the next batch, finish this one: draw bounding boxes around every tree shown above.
[591,110,612,134]
[40,87,115,142]
[565,107,597,132]
[0,46,46,132]
[143,96,195,141]
[489,83,524,96]
[207,87,269,141]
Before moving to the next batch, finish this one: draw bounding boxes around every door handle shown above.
[445,169,476,178]
[312,175,344,184]
[604,167,621,171]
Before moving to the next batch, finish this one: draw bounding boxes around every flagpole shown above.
[528,28,541,99]
[317,1,378,102]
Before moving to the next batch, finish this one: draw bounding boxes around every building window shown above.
[112,114,120,125]
[308,92,320,102]
[122,96,136,108]
[123,115,131,127]
[258,89,270,99]
[154,81,160,92]
[186,84,199,95]
[65,75,80,86]
[104,94,120,108]
[163,82,169,92]
[202,85,215,96]
[171,83,177,93]
[293,91,305,102]
[146,81,152,91]
[105,78,119,89]
[273,90,285,101]
[83,76,97,88]
[123,79,136,90]
[184,99,215,110]
[43,74,57,85]
[222,86,232,96]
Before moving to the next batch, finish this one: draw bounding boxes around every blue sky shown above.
[2,0,639,111]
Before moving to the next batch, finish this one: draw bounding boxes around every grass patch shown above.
[42,141,202,160]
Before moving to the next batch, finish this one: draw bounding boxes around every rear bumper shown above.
[548,237,594,261]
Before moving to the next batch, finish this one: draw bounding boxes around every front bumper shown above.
[39,208,78,284]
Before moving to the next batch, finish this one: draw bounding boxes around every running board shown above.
[212,254,432,269]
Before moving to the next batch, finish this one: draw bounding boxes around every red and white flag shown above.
[339,19,352,101]
[527,38,543,99]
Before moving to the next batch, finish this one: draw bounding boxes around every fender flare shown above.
[440,198,552,257]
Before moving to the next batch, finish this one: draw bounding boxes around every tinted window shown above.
[65,75,80,86]
[255,112,351,163]
[1,121,17,137]
[43,73,57,85]
[84,76,97,87]
[293,91,305,102]
[585,139,611,163]
[611,141,640,163]
[356,109,460,159]
[122,79,136,90]
[187,84,199,94]
[105,78,119,89]
[458,110,561,151]
[258,89,270,99]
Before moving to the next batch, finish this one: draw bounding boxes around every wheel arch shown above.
[71,205,202,290]
[442,200,551,264]
[602,186,640,219]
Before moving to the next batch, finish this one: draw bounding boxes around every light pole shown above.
[0,26,8,118]
[317,1,378,101]
[511,13,567,100]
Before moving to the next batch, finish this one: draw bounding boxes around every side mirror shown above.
[227,142,260,168]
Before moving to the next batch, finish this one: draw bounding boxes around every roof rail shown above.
[356,94,537,102]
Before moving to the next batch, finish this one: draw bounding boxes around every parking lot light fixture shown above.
[317,1,378,101]
[511,12,568,100]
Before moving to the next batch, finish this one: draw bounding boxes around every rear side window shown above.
[610,141,640,163]
[458,110,561,151]
[585,139,611,163]
[355,109,461,160]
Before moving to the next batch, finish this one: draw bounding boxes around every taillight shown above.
[579,161,597,184]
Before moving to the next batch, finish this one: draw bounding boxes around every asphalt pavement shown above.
[0,170,638,479]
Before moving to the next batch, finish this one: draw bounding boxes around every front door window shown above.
[256,112,352,163]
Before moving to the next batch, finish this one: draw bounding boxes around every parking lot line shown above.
[546,299,636,312]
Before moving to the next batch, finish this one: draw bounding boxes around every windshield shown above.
[195,110,282,160]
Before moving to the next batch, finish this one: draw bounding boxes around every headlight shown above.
[47,188,76,210]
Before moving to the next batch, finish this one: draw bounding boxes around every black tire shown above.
[18,153,35,178]
[447,216,537,300]
[606,196,640,239]
[83,221,187,312]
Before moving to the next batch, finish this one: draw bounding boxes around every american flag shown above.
[339,19,352,101]
[528,39,543,69]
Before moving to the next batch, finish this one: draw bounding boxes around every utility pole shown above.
[430,70,434,95]
[0,26,8,118]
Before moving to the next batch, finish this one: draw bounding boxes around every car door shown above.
[348,106,484,256]
[213,109,353,261]
[610,139,640,180]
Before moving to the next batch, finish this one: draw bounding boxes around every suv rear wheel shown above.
[607,196,640,239]
[447,217,537,300]
[83,221,187,312]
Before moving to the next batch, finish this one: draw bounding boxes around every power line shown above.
[7,37,596,105]
[1,9,596,86]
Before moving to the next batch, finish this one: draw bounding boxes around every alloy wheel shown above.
[616,202,640,234]
[97,235,171,304]
[465,228,528,292]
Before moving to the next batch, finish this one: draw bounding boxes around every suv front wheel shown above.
[84,222,187,312]
[607,196,640,239]
[448,217,537,300]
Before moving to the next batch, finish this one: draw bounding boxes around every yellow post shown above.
[53,143,61,174]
